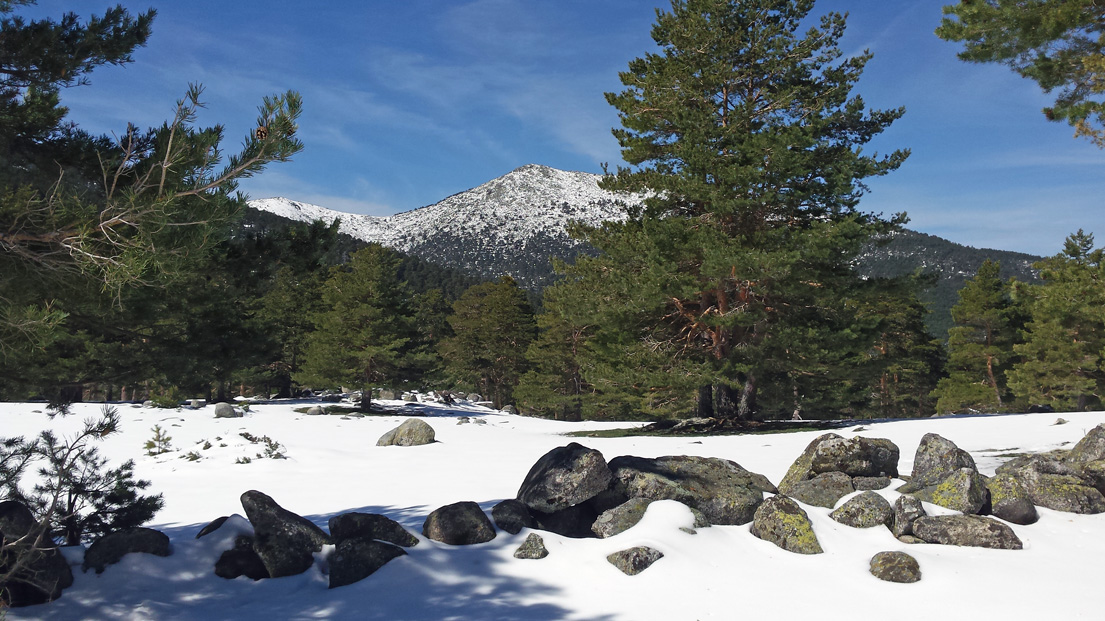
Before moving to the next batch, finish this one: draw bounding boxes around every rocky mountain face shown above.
[247,164,1041,335]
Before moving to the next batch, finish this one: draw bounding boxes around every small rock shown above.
[607,546,663,575]
[853,476,892,491]
[513,533,549,559]
[502,405,517,414]
[986,473,1039,525]
[869,551,921,583]
[1054,418,1068,425]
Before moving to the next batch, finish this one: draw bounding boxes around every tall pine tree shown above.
[1007,231,1104,411]
[296,244,416,411]
[932,260,1024,413]
[549,0,908,419]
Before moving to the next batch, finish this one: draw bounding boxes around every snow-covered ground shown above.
[3,400,1104,620]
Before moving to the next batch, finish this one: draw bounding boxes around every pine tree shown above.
[932,260,1025,413]
[440,277,536,409]
[937,0,1105,146]
[555,0,908,419]
[296,244,415,411]
[1007,231,1105,410]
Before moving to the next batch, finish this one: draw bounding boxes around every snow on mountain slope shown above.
[249,165,642,288]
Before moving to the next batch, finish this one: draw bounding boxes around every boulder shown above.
[810,436,899,478]
[328,513,419,547]
[0,502,73,606]
[517,443,613,513]
[1068,423,1105,463]
[779,434,898,494]
[910,468,990,514]
[502,405,518,414]
[466,393,483,402]
[328,538,406,588]
[750,495,823,555]
[997,456,1105,514]
[491,499,537,535]
[214,536,269,581]
[891,495,926,538]
[377,389,398,401]
[608,455,774,525]
[240,490,331,578]
[607,546,664,576]
[531,503,599,539]
[1079,460,1105,496]
[513,533,549,559]
[912,515,1023,550]
[784,471,855,509]
[196,515,230,539]
[82,527,171,573]
[305,406,325,416]
[869,551,921,583]
[830,492,894,529]
[376,419,436,447]
[422,501,496,545]
[592,497,652,538]
[986,473,1039,525]
[214,402,242,418]
[906,433,976,489]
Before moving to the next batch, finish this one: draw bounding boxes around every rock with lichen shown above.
[750,495,823,554]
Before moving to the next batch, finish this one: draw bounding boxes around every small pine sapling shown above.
[144,425,173,456]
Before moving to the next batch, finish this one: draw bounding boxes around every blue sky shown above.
[25,0,1105,256]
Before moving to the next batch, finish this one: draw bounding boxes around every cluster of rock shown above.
[0,499,169,607]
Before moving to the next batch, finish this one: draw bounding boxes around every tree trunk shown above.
[697,385,714,418]
[986,355,1003,407]
[360,389,372,412]
[736,374,757,420]
[713,383,738,418]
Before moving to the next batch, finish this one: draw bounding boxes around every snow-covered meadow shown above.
[3,399,1104,620]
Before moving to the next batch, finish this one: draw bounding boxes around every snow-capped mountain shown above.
[249,164,641,288]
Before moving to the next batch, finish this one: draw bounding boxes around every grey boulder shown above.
[240,490,331,578]
[784,471,855,509]
[82,527,171,573]
[607,546,663,575]
[912,515,1023,550]
[328,539,406,588]
[328,512,419,548]
[376,418,436,447]
[869,551,921,583]
[517,443,613,513]
[422,501,496,545]
[750,495,823,555]
[830,491,894,529]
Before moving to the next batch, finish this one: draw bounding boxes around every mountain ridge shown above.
[247,164,1041,335]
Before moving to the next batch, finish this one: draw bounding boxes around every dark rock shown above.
[1068,423,1105,463]
[891,495,926,538]
[608,455,774,525]
[986,473,1039,525]
[215,538,269,581]
[906,433,976,489]
[592,497,652,538]
[785,471,855,509]
[328,513,419,547]
[869,551,921,583]
[910,468,991,514]
[810,436,899,478]
[829,492,894,529]
[214,402,242,418]
[750,495,823,554]
[513,533,549,559]
[606,546,663,575]
[376,418,436,447]
[491,499,537,535]
[517,443,613,513]
[0,501,73,606]
[912,515,1023,550]
[422,501,496,545]
[328,539,406,588]
[240,490,331,578]
[853,476,892,491]
[196,516,230,539]
[82,527,171,573]
[531,503,599,539]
